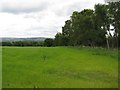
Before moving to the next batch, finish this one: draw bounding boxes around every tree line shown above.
[1,2,119,48]
[54,2,120,48]
[1,39,54,47]
[1,41,44,46]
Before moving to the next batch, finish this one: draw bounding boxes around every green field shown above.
[2,47,118,88]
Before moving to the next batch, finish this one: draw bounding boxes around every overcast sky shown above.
[0,0,105,38]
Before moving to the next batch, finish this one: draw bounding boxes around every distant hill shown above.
[1,37,47,42]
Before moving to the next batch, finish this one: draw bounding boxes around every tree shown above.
[70,9,96,46]
[62,20,72,45]
[54,2,119,48]
[108,2,120,48]
[44,38,54,47]
[54,33,63,46]
[94,4,109,47]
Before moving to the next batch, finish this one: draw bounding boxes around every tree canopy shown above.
[54,2,120,48]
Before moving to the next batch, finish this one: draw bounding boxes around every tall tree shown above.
[54,2,119,48]
[108,2,120,48]
[94,4,109,47]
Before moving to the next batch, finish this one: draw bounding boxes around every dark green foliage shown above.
[54,2,119,48]
[44,38,54,47]
[1,41,44,46]
[54,33,69,46]
[108,2,120,48]
[54,33,63,46]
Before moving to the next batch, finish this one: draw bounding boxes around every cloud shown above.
[0,0,105,38]
[0,0,104,14]
[50,0,104,17]
[105,0,120,2]
[0,0,50,14]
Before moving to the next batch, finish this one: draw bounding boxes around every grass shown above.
[2,46,118,88]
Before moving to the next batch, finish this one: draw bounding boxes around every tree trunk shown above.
[106,39,109,49]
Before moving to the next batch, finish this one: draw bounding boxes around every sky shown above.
[0,0,105,38]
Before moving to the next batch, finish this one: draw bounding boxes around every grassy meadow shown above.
[2,47,118,88]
